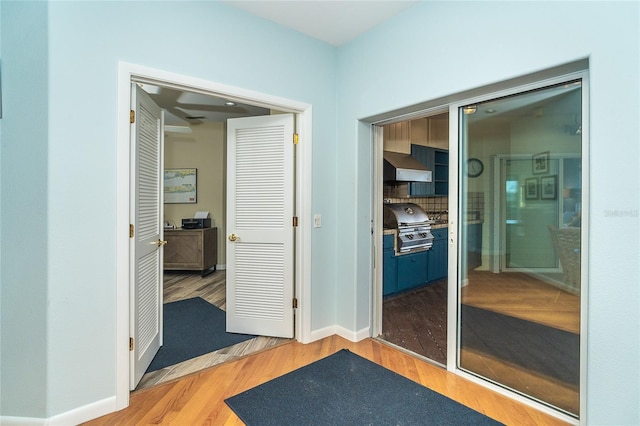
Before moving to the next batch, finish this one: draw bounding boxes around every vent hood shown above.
[383,151,432,182]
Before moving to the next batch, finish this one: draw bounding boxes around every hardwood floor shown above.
[85,335,569,426]
[108,269,577,424]
[380,270,580,416]
[381,279,447,365]
[137,271,291,390]
[462,271,580,334]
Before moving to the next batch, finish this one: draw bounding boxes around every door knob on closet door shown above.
[228,233,239,242]
[156,239,168,246]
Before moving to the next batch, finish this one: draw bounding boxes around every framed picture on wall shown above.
[164,168,197,203]
[541,175,557,200]
[532,151,550,174]
[525,178,538,200]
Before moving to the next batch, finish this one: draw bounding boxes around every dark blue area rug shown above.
[225,349,503,425]
[461,304,579,385]
[146,297,256,372]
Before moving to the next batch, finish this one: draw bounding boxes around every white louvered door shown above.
[130,83,164,389]
[226,114,294,338]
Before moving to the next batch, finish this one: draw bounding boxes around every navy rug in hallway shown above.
[225,349,503,426]
[146,297,256,372]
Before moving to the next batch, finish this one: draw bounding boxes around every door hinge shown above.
[293,298,298,309]
[129,224,135,238]
[129,337,134,351]
[293,133,299,145]
[130,110,135,124]
[292,216,298,227]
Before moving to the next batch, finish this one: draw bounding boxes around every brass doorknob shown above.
[228,233,238,242]
[156,239,168,246]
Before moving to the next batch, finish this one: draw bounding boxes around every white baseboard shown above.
[308,325,336,342]
[335,325,370,342]
[308,324,370,343]
[1,396,117,426]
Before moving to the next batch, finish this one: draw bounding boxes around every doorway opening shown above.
[377,111,450,366]
[116,62,313,409]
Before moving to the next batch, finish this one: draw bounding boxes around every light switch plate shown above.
[313,214,321,228]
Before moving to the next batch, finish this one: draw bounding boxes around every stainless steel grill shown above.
[383,203,434,253]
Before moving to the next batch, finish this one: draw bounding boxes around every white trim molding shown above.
[0,397,116,426]
[116,62,313,411]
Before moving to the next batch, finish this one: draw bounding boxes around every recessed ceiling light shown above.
[462,105,477,115]
[485,108,496,114]
[225,101,237,107]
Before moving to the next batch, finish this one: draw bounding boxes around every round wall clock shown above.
[466,158,484,177]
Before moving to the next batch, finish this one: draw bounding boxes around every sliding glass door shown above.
[457,79,584,417]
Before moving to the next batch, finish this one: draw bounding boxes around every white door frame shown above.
[116,62,313,409]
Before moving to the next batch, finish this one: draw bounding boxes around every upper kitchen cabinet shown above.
[383,121,412,154]
[383,113,449,155]
[410,145,449,196]
[383,114,449,197]
[411,115,449,150]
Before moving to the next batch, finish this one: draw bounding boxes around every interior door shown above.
[226,114,295,338]
[129,83,165,389]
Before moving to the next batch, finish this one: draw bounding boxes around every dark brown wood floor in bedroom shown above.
[381,279,448,365]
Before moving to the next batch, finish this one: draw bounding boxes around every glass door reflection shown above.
[458,81,583,417]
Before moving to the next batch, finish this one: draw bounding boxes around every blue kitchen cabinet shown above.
[433,150,449,196]
[397,251,429,291]
[383,234,398,296]
[384,230,450,296]
[428,227,448,282]
[409,145,449,196]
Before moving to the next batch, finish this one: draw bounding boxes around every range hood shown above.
[383,151,432,182]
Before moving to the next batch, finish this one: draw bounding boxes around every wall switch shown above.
[313,214,321,228]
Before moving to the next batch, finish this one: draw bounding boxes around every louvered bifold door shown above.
[226,114,294,338]
[130,83,164,389]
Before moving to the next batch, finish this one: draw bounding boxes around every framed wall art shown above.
[164,168,197,203]
[525,177,539,200]
[532,151,550,174]
[541,175,557,200]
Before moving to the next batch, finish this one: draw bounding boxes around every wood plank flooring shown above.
[84,335,569,426]
[116,269,578,424]
[381,270,580,416]
[381,279,447,365]
[137,271,290,390]
[462,271,580,334]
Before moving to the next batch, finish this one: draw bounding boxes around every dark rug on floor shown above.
[225,349,503,426]
[146,297,256,372]
[461,304,579,385]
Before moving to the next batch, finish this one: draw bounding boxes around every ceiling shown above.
[141,83,271,128]
[144,1,418,131]
[222,1,418,46]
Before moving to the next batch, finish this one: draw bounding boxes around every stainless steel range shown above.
[383,203,434,253]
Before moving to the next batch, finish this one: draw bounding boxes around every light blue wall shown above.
[335,1,639,423]
[0,1,50,418]
[1,0,338,418]
[1,0,638,423]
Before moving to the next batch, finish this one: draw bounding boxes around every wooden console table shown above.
[163,228,217,276]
